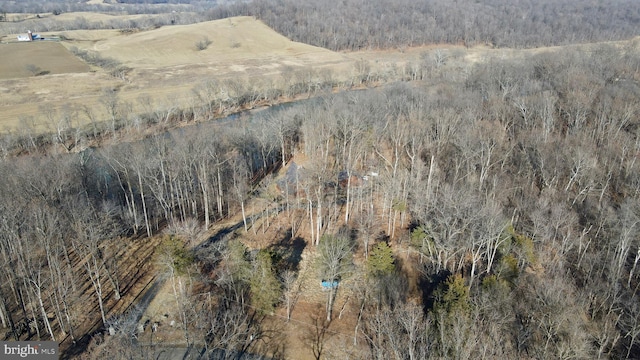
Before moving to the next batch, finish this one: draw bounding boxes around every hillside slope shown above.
[81,16,347,68]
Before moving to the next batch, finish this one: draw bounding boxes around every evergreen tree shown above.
[250,250,281,314]
[366,242,395,277]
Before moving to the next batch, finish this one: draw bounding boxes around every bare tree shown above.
[100,88,121,137]
[280,270,300,321]
[317,233,354,322]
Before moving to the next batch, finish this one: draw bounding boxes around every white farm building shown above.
[17,31,38,41]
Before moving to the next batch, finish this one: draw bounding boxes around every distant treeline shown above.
[0,0,204,15]
[208,0,640,50]
[2,0,639,50]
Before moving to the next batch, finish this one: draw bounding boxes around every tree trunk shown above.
[326,287,335,322]
[216,166,224,218]
[200,161,210,229]
[309,199,315,246]
[86,256,106,326]
[241,200,248,232]
[345,172,352,223]
[33,281,55,340]
[0,294,18,340]
[137,171,151,237]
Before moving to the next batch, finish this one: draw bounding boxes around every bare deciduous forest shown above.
[3,0,640,49]
[2,1,640,359]
[211,0,640,49]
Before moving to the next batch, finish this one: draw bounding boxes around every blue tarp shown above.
[321,280,339,289]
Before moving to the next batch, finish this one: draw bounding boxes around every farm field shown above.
[0,42,90,79]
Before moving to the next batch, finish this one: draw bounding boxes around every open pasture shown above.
[70,16,346,68]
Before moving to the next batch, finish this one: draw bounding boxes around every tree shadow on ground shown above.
[269,227,307,273]
[194,220,246,274]
[418,265,451,312]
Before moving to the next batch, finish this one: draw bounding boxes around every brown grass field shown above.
[0,42,90,79]
[0,16,356,132]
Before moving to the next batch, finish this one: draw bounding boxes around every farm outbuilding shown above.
[17,31,38,41]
